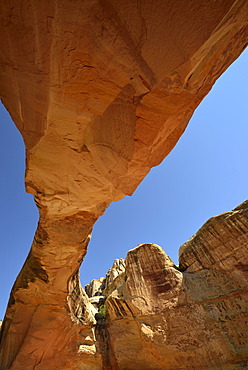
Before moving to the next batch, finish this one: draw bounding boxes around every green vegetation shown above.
[98,304,106,320]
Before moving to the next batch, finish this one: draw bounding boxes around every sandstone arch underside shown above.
[0,0,247,369]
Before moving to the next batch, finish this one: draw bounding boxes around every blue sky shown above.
[0,49,247,319]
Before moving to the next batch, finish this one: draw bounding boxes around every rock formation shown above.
[94,201,247,369]
[85,258,125,298]
[85,277,106,299]
[0,0,247,368]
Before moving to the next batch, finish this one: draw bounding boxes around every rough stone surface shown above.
[104,258,126,296]
[103,202,248,369]
[85,277,106,298]
[85,259,125,299]
[0,0,247,368]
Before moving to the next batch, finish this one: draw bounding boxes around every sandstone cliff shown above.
[88,201,247,369]
[0,0,247,368]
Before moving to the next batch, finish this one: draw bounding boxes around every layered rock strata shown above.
[0,0,247,368]
[95,201,247,369]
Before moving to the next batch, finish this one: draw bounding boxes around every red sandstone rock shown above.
[0,0,247,368]
[104,202,248,369]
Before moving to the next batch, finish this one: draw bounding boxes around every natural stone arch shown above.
[0,0,247,368]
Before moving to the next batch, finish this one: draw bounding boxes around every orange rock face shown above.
[103,202,248,369]
[0,0,247,368]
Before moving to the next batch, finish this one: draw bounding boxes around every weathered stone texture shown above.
[85,277,106,298]
[0,0,247,368]
[85,258,125,299]
[103,201,248,369]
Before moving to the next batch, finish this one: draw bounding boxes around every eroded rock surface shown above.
[0,0,247,368]
[85,277,106,298]
[92,201,248,369]
[85,258,125,299]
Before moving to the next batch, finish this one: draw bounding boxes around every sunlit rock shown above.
[0,0,247,368]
